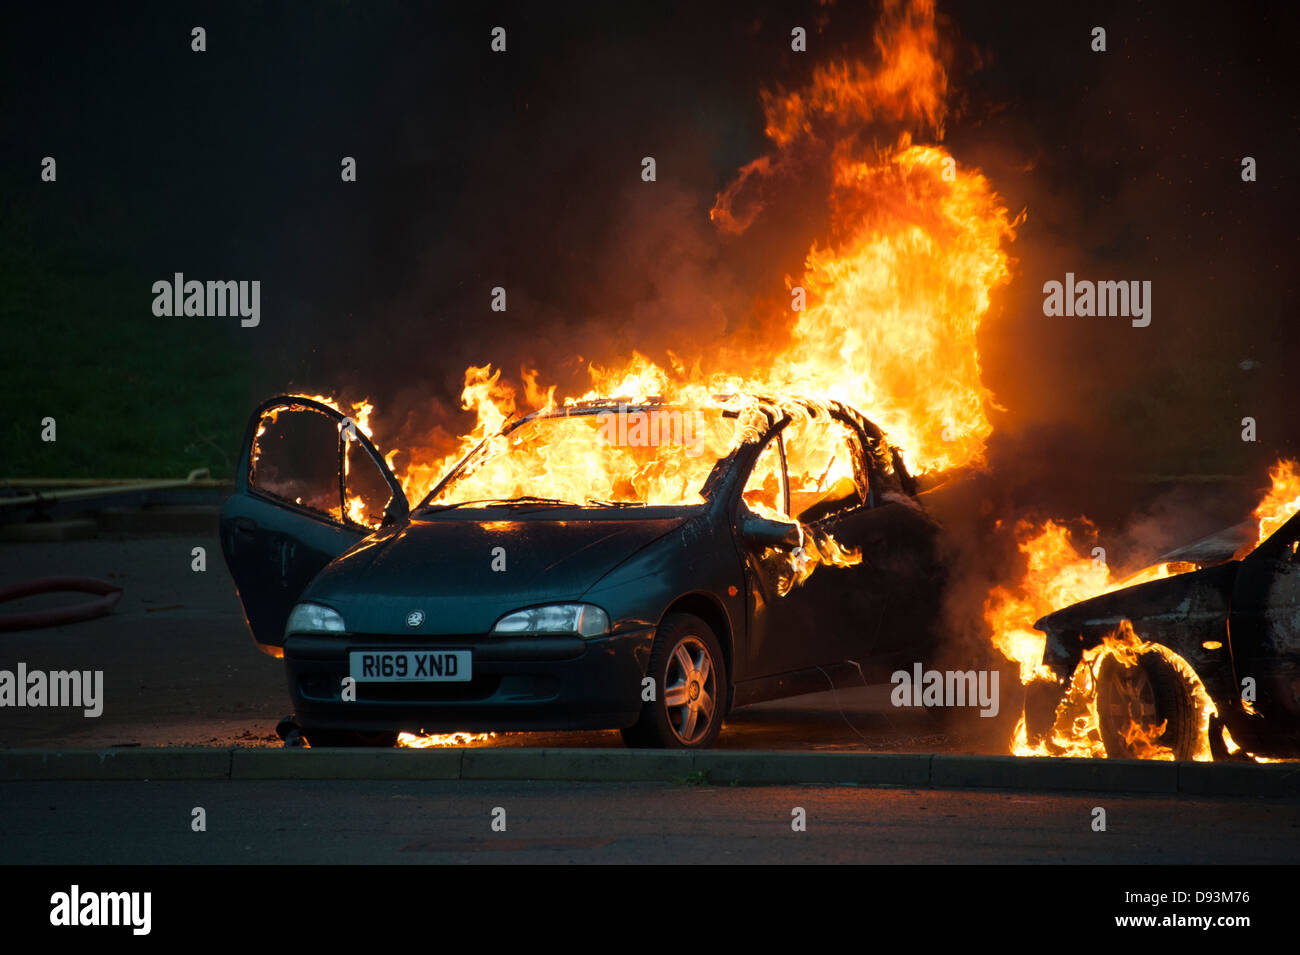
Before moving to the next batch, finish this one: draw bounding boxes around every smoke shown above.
[951,1,1300,511]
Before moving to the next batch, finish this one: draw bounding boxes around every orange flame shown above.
[983,520,1193,688]
[284,0,1007,610]
[397,731,498,748]
[352,0,1018,514]
[1253,458,1300,544]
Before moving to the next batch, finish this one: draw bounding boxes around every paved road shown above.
[0,534,1013,753]
[0,534,285,748]
[1,779,1295,864]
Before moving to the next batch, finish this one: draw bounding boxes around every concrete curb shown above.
[0,747,1297,796]
[0,748,233,781]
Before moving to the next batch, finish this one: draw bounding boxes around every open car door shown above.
[219,395,408,655]
[778,410,941,677]
[737,411,906,679]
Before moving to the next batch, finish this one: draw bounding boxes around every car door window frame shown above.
[738,430,790,519]
[835,414,874,512]
[242,396,408,531]
[785,413,872,524]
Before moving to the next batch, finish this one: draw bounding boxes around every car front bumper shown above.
[283,627,655,733]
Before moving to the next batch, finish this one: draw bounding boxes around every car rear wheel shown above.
[1096,648,1199,760]
[621,613,727,749]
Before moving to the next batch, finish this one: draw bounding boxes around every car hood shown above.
[1033,560,1239,635]
[301,511,690,635]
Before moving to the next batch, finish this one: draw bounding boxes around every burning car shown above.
[220,392,945,748]
[1030,513,1300,761]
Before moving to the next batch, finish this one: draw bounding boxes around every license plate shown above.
[348,650,472,683]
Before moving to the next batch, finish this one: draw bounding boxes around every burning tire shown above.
[622,613,726,749]
[1095,649,1199,759]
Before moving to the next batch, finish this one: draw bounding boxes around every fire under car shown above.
[1031,515,1300,760]
[219,393,946,748]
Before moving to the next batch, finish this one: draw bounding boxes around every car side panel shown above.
[796,497,944,678]
[581,515,749,680]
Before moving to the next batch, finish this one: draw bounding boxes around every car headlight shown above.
[491,603,610,638]
[285,602,347,636]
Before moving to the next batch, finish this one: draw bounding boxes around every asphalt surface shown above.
[0,532,1014,752]
[4,528,1298,869]
[1,779,1295,864]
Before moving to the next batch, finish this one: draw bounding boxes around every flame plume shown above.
[380,0,1020,508]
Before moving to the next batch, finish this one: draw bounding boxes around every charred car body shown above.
[220,393,945,748]
[1032,515,1300,760]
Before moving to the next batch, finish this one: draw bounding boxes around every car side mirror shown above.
[740,516,800,549]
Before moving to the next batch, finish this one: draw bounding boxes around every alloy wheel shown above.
[663,635,717,745]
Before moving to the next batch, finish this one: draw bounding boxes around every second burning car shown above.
[1031,515,1300,760]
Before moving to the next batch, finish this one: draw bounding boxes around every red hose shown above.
[0,576,123,631]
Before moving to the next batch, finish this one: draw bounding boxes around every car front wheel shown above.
[1096,648,1199,760]
[622,613,727,749]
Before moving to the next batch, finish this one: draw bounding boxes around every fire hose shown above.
[0,470,213,629]
[0,577,123,631]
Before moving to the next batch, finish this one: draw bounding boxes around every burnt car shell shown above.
[1032,509,1300,757]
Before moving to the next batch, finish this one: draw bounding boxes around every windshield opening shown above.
[421,405,752,509]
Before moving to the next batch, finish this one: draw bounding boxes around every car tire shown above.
[303,729,399,748]
[621,613,727,749]
[1096,648,1199,760]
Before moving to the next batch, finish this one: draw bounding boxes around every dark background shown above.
[3,0,1296,535]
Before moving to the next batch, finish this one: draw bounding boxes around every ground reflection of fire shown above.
[397,731,498,749]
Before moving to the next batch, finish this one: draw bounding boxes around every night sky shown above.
[4,0,1297,534]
